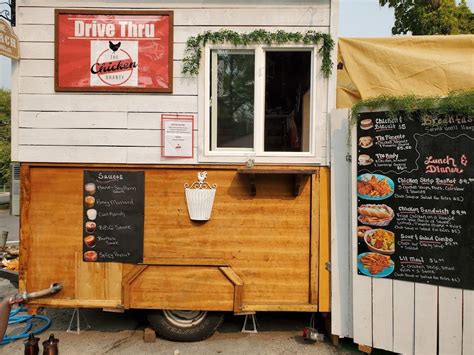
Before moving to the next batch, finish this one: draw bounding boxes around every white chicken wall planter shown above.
[184,172,217,221]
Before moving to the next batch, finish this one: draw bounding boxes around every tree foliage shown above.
[379,0,474,35]
[0,89,11,185]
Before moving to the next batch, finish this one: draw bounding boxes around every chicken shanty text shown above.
[74,20,155,38]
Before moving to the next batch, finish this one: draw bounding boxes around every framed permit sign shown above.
[161,114,194,158]
[55,9,173,93]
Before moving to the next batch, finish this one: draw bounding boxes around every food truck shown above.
[11,0,473,350]
[12,0,338,341]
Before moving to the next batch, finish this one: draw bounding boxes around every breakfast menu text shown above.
[83,170,144,263]
[356,111,473,289]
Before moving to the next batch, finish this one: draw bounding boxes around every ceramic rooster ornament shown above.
[197,171,208,186]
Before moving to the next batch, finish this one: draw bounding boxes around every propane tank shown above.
[42,334,59,355]
[24,333,40,355]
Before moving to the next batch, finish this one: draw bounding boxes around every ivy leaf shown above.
[181,29,334,78]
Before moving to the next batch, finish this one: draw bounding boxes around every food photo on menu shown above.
[360,118,374,130]
[358,154,373,166]
[84,182,97,262]
[356,174,397,278]
[356,115,396,278]
[357,173,394,200]
[358,136,373,148]
[358,204,394,226]
[357,252,394,278]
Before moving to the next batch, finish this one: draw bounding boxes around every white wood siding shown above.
[331,108,473,355]
[330,108,352,339]
[14,1,333,164]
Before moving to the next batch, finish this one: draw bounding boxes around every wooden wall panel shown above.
[19,111,129,129]
[129,266,234,311]
[414,284,438,354]
[438,287,463,355]
[463,290,474,354]
[351,127,373,347]
[19,128,197,148]
[22,165,317,311]
[19,94,198,113]
[372,279,393,351]
[317,167,330,311]
[75,253,122,301]
[143,169,312,306]
[26,168,83,298]
[392,281,415,354]
[19,146,128,164]
[329,108,352,337]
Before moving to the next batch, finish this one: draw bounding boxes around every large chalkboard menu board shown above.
[356,111,473,289]
[83,171,144,263]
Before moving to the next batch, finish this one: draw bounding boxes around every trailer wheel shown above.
[147,310,224,342]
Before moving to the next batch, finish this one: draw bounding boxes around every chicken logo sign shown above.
[90,40,138,87]
[55,10,173,93]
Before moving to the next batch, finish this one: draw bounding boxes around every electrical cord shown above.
[0,306,52,345]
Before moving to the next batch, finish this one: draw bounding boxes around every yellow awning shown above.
[337,35,474,108]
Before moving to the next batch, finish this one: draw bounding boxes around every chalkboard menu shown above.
[83,171,144,263]
[356,111,473,289]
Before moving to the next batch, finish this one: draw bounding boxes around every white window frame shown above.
[198,43,326,164]
[210,49,255,153]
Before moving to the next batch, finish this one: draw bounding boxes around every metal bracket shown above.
[0,0,16,27]
[325,261,332,272]
[345,153,352,162]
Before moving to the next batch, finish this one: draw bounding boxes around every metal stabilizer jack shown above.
[67,308,91,334]
[241,314,258,333]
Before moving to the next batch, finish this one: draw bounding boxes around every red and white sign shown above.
[161,114,194,159]
[55,10,173,92]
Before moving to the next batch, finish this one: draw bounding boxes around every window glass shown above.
[264,51,312,152]
[210,50,255,150]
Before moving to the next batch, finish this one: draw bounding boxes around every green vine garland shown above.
[182,29,334,78]
[350,90,474,125]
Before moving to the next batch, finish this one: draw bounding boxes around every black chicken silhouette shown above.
[109,41,121,53]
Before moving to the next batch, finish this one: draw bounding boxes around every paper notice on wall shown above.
[161,114,194,158]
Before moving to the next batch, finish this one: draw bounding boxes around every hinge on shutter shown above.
[325,262,331,272]
[345,153,352,162]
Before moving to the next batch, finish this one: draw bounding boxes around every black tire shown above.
[147,310,224,342]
